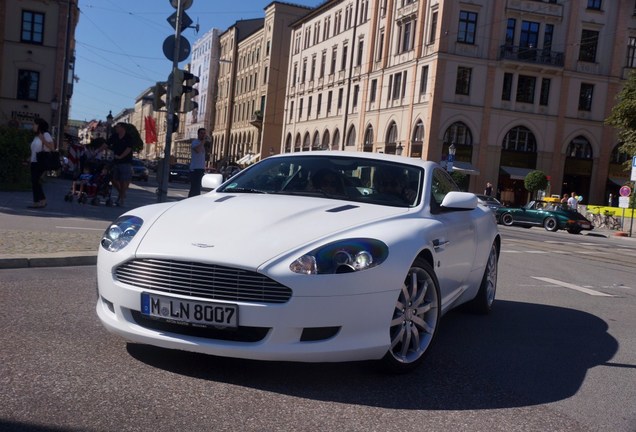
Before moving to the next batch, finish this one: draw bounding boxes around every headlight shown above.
[290,238,388,275]
[101,215,143,252]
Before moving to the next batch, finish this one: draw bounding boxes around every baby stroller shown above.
[64,162,113,206]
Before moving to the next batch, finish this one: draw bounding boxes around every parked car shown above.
[476,194,503,214]
[96,151,501,373]
[169,163,190,183]
[131,159,149,182]
[496,200,594,234]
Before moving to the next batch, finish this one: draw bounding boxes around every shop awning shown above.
[236,153,261,165]
[608,177,629,187]
[452,161,480,176]
[500,166,534,180]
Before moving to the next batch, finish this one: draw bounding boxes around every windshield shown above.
[217,155,424,207]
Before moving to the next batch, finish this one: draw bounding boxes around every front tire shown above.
[501,213,514,226]
[382,258,440,373]
[544,217,559,232]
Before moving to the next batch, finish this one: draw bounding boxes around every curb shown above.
[0,253,97,269]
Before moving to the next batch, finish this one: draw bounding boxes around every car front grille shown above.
[115,259,292,304]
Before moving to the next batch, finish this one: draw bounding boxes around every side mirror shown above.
[201,173,223,190]
[440,191,478,210]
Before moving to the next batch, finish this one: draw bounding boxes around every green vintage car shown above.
[496,200,594,234]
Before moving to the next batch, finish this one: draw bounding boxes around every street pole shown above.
[157,1,184,203]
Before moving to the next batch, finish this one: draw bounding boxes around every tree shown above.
[524,170,548,200]
[605,70,636,165]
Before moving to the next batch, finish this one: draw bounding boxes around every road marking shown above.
[532,277,614,297]
[526,250,547,254]
[56,226,104,231]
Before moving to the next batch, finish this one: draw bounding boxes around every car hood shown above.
[135,193,408,268]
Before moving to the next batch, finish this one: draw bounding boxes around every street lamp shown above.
[396,142,404,156]
[447,142,456,172]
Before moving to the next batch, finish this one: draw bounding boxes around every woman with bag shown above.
[28,118,55,208]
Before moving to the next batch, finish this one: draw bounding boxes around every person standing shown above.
[28,118,55,208]
[108,122,133,206]
[484,182,493,196]
[567,192,578,211]
[188,128,207,197]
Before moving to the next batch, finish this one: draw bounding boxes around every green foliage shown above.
[606,70,636,162]
[524,170,548,198]
[450,171,467,189]
[0,126,32,189]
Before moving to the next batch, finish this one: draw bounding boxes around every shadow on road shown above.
[127,299,618,410]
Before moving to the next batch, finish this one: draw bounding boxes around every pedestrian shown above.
[28,118,55,208]
[484,182,493,196]
[567,192,578,211]
[106,122,133,207]
[560,193,569,209]
[188,128,207,197]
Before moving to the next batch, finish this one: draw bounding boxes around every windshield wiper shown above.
[223,187,267,194]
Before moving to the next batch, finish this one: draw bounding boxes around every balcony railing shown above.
[499,45,564,67]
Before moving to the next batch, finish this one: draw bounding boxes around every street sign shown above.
[619,185,631,197]
[167,11,193,32]
[170,0,193,10]
[619,196,630,208]
[631,156,636,181]
[162,35,191,62]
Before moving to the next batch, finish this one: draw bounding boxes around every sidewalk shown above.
[0,174,187,269]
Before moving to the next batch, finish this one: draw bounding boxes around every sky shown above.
[70,0,321,122]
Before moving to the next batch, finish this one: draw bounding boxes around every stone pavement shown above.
[0,174,633,269]
[0,173,187,269]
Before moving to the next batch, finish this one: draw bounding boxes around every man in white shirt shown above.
[188,128,207,197]
[567,192,578,211]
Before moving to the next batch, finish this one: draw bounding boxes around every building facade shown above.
[282,0,636,206]
[211,2,312,167]
[0,0,79,150]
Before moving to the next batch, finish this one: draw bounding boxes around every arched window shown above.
[285,133,292,153]
[312,131,321,150]
[385,121,398,154]
[502,126,536,152]
[294,133,301,152]
[443,121,473,146]
[346,125,356,147]
[303,132,310,151]
[322,130,330,150]
[333,129,340,150]
[411,120,424,158]
[610,143,630,164]
[363,125,373,152]
[566,136,593,159]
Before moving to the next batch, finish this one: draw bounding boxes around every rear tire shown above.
[567,227,581,234]
[464,242,498,314]
[544,217,559,232]
[381,258,440,373]
[501,213,514,226]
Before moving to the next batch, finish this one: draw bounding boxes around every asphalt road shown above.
[1,228,635,432]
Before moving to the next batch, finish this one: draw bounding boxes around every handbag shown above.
[37,150,62,171]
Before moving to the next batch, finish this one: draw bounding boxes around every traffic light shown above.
[171,69,199,113]
[152,81,167,111]
[181,71,199,113]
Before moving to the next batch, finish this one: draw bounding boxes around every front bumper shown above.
[96,265,397,363]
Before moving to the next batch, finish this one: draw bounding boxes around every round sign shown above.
[170,0,193,10]
[619,185,631,197]
[162,35,191,62]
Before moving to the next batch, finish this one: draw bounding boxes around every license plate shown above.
[580,223,590,229]
[141,293,238,328]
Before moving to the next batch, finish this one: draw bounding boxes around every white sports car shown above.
[96,151,500,372]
